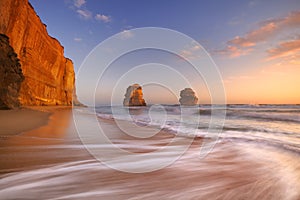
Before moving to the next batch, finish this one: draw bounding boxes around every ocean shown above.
[0,104,299,199]
[95,104,300,154]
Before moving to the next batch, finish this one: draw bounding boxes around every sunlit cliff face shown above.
[123,84,147,106]
[0,0,76,106]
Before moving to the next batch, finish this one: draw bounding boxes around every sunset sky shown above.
[29,0,300,104]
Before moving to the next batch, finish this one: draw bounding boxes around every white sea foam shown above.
[1,105,299,199]
[95,105,300,153]
[1,142,299,199]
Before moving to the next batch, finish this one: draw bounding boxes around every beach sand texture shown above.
[0,107,299,199]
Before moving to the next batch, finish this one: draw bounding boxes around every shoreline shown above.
[0,106,90,174]
[0,107,299,199]
[0,106,77,137]
[0,107,51,136]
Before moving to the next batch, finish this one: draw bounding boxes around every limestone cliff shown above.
[123,84,147,106]
[0,0,77,106]
[0,34,24,109]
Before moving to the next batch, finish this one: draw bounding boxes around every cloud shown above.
[68,1,113,24]
[267,37,300,60]
[215,45,253,58]
[95,14,111,23]
[74,0,86,8]
[76,9,92,19]
[180,44,203,60]
[238,11,300,45]
[217,11,300,58]
[119,30,134,39]
[74,37,82,42]
[283,11,300,27]
[229,22,277,47]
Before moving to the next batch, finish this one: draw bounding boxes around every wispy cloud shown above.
[95,14,111,23]
[228,22,277,47]
[74,37,82,42]
[119,30,134,39]
[217,11,300,58]
[74,0,86,8]
[76,9,92,19]
[267,37,300,60]
[180,43,203,60]
[215,45,253,58]
[67,0,113,24]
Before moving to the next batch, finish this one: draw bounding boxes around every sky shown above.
[29,0,300,105]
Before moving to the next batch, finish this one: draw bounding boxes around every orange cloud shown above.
[282,11,300,27]
[217,11,300,58]
[215,45,253,58]
[267,37,300,60]
[228,36,256,47]
[228,22,277,47]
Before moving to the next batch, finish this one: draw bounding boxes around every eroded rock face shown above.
[179,88,198,106]
[123,84,146,106]
[0,0,78,106]
[0,34,24,109]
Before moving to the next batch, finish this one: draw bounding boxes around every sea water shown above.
[95,104,300,154]
[0,105,300,199]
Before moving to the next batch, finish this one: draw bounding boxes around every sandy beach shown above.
[1,0,299,199]
[0,107,299,199]
[0,107,92,174]
[0,107,51,136]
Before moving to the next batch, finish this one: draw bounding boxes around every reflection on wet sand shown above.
[0,108,92,174]
[0,108,299,199]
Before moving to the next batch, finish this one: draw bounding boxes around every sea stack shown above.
[123,84,146,106]
[179,88,198,106]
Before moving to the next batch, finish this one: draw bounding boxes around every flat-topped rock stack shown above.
[179,88,198,106]
[123,84,147,106]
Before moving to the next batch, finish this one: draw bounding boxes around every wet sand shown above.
[0,107,51,136]
[0,107,299,199]
[0,107,93,174]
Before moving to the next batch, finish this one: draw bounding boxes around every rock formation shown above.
[179,88,198,106]
[0,0,78,107]
[123,84,146,106]
[0,34,24,109]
